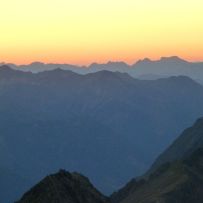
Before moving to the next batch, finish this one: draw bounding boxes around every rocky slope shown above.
[150,117,203,173]
[111,118,203,203]
[111,148,203,203]
[16,170,109,203]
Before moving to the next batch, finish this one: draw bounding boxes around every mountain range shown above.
[1,65,203,202]
[2,56,203,84]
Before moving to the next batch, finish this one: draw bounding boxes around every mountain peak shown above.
[29,62,45,66]
[39,68,80,76]
[16,170,109,203]
[0,65,14,72]
[135,58,152,65]
[135,56,188,65]
[0,65,21,76]
[106,61,129,66]
[160,56,188,63]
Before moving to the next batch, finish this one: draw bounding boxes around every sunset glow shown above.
[0,0,203,65]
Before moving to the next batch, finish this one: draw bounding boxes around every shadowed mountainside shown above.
[111,148,203,203]
[149,117,203,174]
[111,118,203,203]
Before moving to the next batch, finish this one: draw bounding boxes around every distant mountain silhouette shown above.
[88,61,129,73]
[3,56,203,83]
[16,170,109,203]
[130,56,203,84]
[6,62,88,74]
[135,56,187,65]
[1,66,203,202]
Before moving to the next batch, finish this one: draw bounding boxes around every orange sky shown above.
[0,0,203,65]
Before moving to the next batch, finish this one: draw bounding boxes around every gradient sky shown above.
[0,0,203,65]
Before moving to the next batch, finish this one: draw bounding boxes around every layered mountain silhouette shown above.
[111,118,203,203]
[16,170,109,203]
[1,65,203,202]
[3,56,203,84]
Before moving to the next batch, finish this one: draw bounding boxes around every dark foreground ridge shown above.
[111,118,203,203]
[16,170,109,203]
[16,148,203,203]
[150,117,203,173]
[111,148,203,203]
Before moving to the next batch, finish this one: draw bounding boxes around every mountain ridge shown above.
[149,117,203,174]
[112,147,203,203]
[2,56,203,84]
[110,119,203,203]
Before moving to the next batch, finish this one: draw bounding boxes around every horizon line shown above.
[1,56,203,67]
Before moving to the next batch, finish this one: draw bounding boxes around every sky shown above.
[0,0,203,65]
